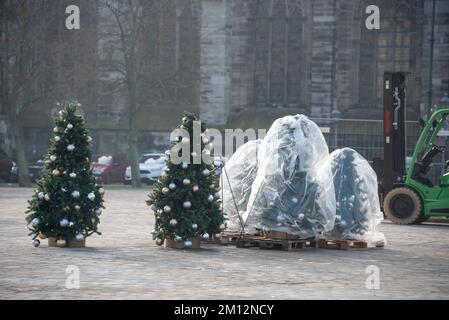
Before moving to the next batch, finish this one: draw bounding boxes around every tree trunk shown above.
[128,113,141,188]
[12,117,31,187]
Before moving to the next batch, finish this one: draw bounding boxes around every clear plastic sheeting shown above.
[326,148,386,246]
[221,140,261,232]
[242,115,336,238]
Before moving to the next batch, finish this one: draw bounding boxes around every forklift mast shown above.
[383,72,407,194]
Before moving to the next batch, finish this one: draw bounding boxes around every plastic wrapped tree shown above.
[147,112,225,249]
[25,102,104,248]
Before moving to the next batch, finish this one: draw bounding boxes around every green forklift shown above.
[380,72,449,224]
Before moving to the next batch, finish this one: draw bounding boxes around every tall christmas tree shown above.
[26,102,104,247]
[148,112,225,248]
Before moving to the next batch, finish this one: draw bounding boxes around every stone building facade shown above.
[1,0,448,159]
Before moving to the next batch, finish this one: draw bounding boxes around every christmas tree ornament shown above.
[69,221,75,227]
[157,209,163,215]
[91,217,96,224]
[169,219,178,227]
[219,224,226,231]
[58,110,63,116]
[180,125,186,129]
[182,116,188,123]
[214,192,221,199]
[50,155,57,162]
[63,206,70,212]
[44,194,51,201]
[95,208,102,216]
[71,190,80,198]
[87,192,95,201]
[38,192,45,200]
[69,172,76,178]
[298,213,305,220]
[192,185,199,192]
[192,223,198,230]
[87,136,92,144]
[32,239,40,247]
[54,136,61,142]
[202,137,210,145]
[98,188,105,195]
[182,201,192,209]
[184,240,192,248]
[181,162,188,169]
[31,218,40,227]
[74,205,81,211]
[67,123,73,129]
[60,219,69,227]
[175,235,182,242]
[75,234,84,242]
[155,238,163,246]
[207,194,214,202]
[53,127,59,133]
[38,233,46,240]
[202,169,210,176]
[52,169,60,177]
[162,187,169,194]
[163,205,172,214]
[67,144,75,152]
[145,198,153,206]
[292,197,299,204]
[61,187,67,192]
[169,183,176,190]
[202,233,210,239]
[183,178,191,186]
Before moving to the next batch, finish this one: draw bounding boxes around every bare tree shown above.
[0,0,46,186]
[101,0,182,187]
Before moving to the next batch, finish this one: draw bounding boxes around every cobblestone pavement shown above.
[1,186,449,299]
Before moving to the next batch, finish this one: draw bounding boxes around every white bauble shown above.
[54,136,61,142]
[75,234,84,242]
[60,219,69,227]
[52,169,60,177]
[53,127,59,133]
[181,162,188,169]
[69,172,76,178]
[184,240,192,248]
[69,221,75,227]
[38,192,45,200]
[44,194,51,201]
[95,208,102,216]
[214,192,221,199]
[87,192,95,201]
[66,123,73,129]
[183,178,191,186]
[207,194,214,202]
[298,213,305,220]
[192,223,198,230]
[169,183,176,190]
[50,155,57,162]
[71,190,80,198]
[74,205,81,211]
[182,201,192,209]
[202,233,210,239]
[67,144,75,152]
[98,188,105,195]
[202,169,210,176]
[169,219,178,227]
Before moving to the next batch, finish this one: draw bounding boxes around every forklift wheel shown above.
[383,187,423,225]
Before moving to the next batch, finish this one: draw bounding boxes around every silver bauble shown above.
[202,233,210,239]
[214,192,221,199]
[74,205,81,211]
[69,221,75,227]
[182,201,192,209]
[163,205,172,214]
[38,192,45,200]
[88,192,95,201]
[162,187,169,194]
[181,162,188,169]
[202,169,210,176]
[31,218,40,227]
[75,234,84,242]
[32,239,40,247]
[71,190,80,198]
[169,219,178,227]
[69,173,77,178]
[67,144,75,152]
[60,219,69,227]
[66,123,73,129]
[95,208,102,216]
[298,213,305,220]
[184,240,192,248]
[50,155,57,162]
[207,194,214,202]
[183,178,191,186]
[192,223,198,230]
[169,183,176,190]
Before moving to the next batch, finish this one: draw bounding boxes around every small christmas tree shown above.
[148,112,225,248]
[26,101,104,247]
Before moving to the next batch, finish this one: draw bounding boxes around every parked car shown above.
[124,153,167,185]
[92,154,128,184]
[28,159,47,182]
[0,149,14,182]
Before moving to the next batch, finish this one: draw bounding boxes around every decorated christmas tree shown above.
[25,101,104,247]
[147,112,225,248]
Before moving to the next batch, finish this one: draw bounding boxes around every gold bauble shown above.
[155,238,163,246]
[169,219,178,227]
[162,187,169,194]
[192,185,199,192]
[98,188,105,196]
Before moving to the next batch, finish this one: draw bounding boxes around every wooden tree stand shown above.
[165,237,201,249]
[48,237,86,248]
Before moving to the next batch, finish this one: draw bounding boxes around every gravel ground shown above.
[1,186,449,299]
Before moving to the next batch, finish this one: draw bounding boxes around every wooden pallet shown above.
[220,231,262,245]
[259,238,317,251]
[235,237,265,248]
[318,238,384,250]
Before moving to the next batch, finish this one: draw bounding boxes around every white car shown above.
[124,153,167,185]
